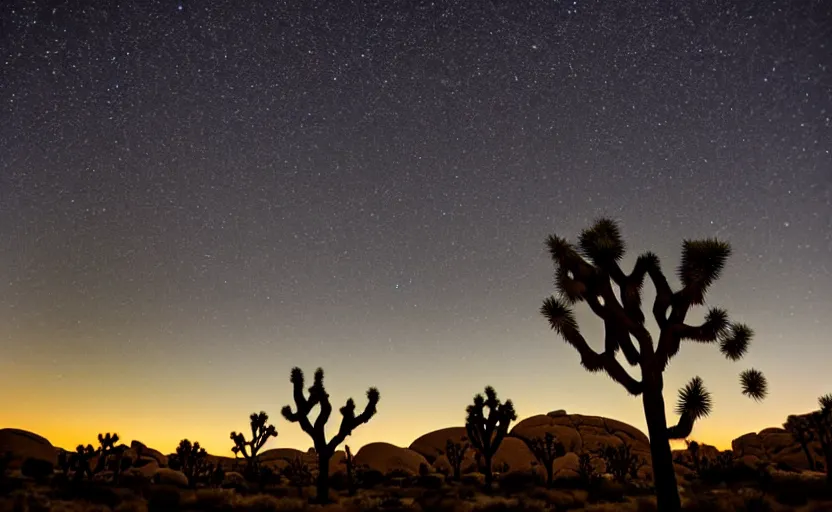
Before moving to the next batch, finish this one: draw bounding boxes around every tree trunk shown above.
[453,464,460,482]
[799,442,815,471]
[546,465,553,488]
[483,453,493,489]
[643,388,682,512]
[316,450,331,503]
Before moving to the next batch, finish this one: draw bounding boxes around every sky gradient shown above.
[1,0,830,457]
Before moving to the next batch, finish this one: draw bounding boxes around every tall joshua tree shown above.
[524,433,566,487]
[282,367,380,503]
[809,394,832,485]
[465,386,517,489]
[540,219,767,512]
[230,411,278,477]
[784,415,816,470]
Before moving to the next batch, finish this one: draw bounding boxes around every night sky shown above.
[1,0,830,456]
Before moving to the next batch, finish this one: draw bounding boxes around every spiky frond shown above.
[541,296,579,337]
[740,369,767,401]
[677,239,732,304]
[675,376,713,420]
[578,218,626,264]
[819,394,832,411]
[719,323,753,361]
[555,265,586,303]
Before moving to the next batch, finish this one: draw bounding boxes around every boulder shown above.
[354,442,429,476]
[131,441,168,467]
[0,429,59,468]
[153,467,188,487]
[408,427,468,463]
[731,424,823,471]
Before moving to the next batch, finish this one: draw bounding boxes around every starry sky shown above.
[1,0,830,456]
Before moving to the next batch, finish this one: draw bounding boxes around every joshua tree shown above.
[440,437,470,482]
[465,386,516,489]
[282,456,314,498]
[784,415,816,470]
[809,394,832,485]
[602,442,642,483]
[230,411,278,477]
[69,444,97,481]
[342,445,357,496]
[524,433,566,487]
[540,219,768,511]
[576,452,599,488]
[95,433,120,473]
[281,367,380,503]
[686,440,702,475]
[174,439,207,486]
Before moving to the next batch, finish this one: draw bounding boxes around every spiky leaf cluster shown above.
[739,369,768,401]
[676,376,713,421]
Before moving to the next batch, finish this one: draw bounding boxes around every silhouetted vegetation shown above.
[230,411,278,479]
[440,437,470,482]
[170,439,207,487]
[281,366,380,503]
[810,393,832,485]
[540,218,768,511]
[465,386,517,490]
[784,414,817,470]
[601,442,642,483]
[523,433,565,488]
[281,455,314,497]
[342,444,357,496]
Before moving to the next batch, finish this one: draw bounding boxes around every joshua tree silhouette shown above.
[540,218,767,511]
[230,411,278,477]
[524,432,566,487]
[810,394,832,485]
[465,385,516,489]
[174,439,208,487]
[281,367,379,503]
[784,414,817,471]
[440,437,470,482]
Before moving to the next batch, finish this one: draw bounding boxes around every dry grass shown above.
[1,474,832,512]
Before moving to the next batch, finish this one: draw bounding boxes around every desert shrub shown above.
[234,494,308,512]
[416,473,444,489]
[53,481,125,508]
[470,497,548,512]
[115,501,150,512]
[527,488,585,509]
[187,488,236,510]
[358,469,385,489]
[772,486,808,506]
[146,485,181,511]
[329,470,348,491]
[634,497,658,512]
[385,469,412,480]
[498,470,542,494]
[414,488,460,512]
[586,479,625,504]
[21,458,53,482]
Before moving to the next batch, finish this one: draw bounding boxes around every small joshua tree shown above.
[686,440,702,475]
[602,442,641,483]
[95,433,119,473]
[441,437,470,482]
[282,456,314,498]
[342,445,356,496]
[69,444,97,482]
[577,452,599,488]
[784,414,817,471]
[524,433,566,487]
[230,411,278,478]
[809,394,832,485]
[281,367,380,503]
[175,439,208,487]
[465,386,516,489]
[540,219,768,511]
